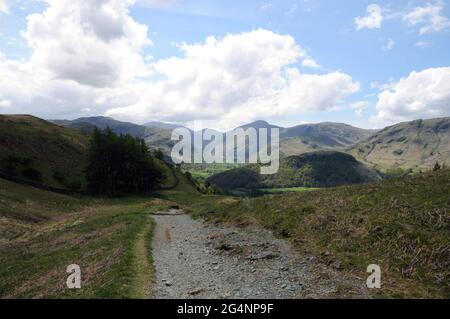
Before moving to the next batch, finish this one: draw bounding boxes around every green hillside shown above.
[207,151,381,191]
[280,122,377,157]
[0,176,180,298]
[349,117,450,172]
[0,115,90,189]
[1,115,177,192]
[192,169,450,298]
[0,149,197,298]
[54,116,175,154]
[69,116,147,137]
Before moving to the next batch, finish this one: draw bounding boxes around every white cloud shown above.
[0,0,152,119]
[260,3,272,11]
[382,38,395,51]
[302,58,321,69]
[137,0,176,8]
[21,0,152,88]
[0,0,9,13]
[373,67,450,123]
[0,99,12,108]
[355,4,383,30]
[0,1,360,130]
[403,0,450,35]
[351,101,369,117]
[106,30,359,129]
[415,41,431,48]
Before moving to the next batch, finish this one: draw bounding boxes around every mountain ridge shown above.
[49,115,450,171]
[52,116,375,157]
[349,117,450,171]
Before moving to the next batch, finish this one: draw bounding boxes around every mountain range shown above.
[53,117,374,154]
[51,115,450,172]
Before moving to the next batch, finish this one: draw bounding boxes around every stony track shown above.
[152,209,368,299]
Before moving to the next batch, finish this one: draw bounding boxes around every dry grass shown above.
[0,178,162,298]
[187,170,450,298]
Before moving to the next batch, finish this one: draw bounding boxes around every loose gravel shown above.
[152,209,368,299]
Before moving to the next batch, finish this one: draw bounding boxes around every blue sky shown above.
[0,0,450,130]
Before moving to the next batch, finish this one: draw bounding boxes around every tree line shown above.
[86,127,165,196]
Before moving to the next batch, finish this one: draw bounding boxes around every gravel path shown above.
[152,209,368,299]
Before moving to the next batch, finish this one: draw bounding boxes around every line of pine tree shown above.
[86,127,165,196]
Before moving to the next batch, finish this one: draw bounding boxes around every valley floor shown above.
[151,209,368,299]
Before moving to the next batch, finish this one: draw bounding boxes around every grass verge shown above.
[0,178,163,298]
[181,170,450,298]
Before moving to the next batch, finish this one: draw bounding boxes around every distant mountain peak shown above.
[144,121,186,131]
[237,120,280,130]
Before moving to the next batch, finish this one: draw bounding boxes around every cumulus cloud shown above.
[403,0,450,35]
[374,67,450,123]
[22,0,151,88]
[106,30,359,129]
[355,4,383,30]
[0,1,360,130]
[0,0,151,119]
[302,58,321,69]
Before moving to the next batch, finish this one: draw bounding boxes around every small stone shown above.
[215,243,233,251]
[188,288,206,295]
[164,281,173,287]
[248,251,279,261]
[332,261,342,270]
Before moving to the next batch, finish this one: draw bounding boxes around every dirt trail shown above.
[152,209,368,299]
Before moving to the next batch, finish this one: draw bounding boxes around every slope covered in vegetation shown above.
[0,177,181,298]
[0,115,89,190]
[191,169,450,298]
[207,151,381,191]
[349,117,450,171]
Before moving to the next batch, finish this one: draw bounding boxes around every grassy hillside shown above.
[54,116,175,154]
[280,122,377,157]
[190,169,450,298]
[207,151,381,191]
[350,117,450,172]
[0,177,180,298]
[69,116,147,137]
[0,115,89,189]
[2,115,177,192]
[263,151,381,188]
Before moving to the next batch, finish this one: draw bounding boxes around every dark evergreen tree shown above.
[86,127,165,196]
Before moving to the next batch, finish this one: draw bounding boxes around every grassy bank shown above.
[259,187,320,194]
[0,178,171,298]
[185,170,450,298]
